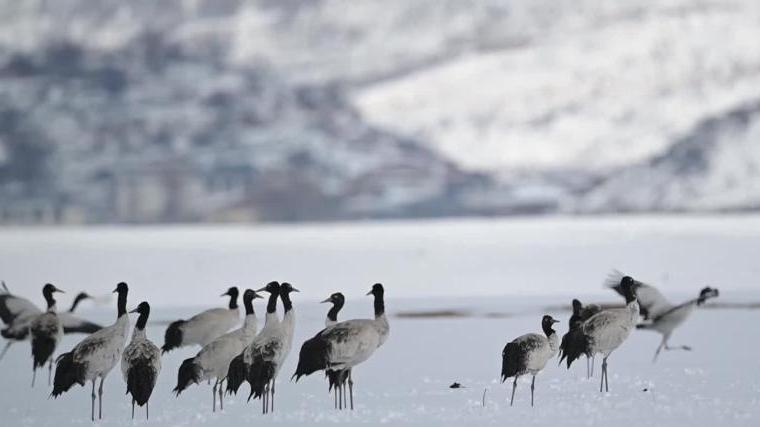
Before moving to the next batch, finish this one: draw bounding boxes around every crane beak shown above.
[320,297,331,304]
[256,286,268,293]
[54,287,65,294]
[366,289,374,296]
[129,307,140,314]
[551,319,560,324]
[290,287,300,293]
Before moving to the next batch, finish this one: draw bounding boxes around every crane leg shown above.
[212,380,218,413]
[219,378,225,411]
[270,380,275,413]
[146,401,149,420]
[348,370,354,410]
[266,381,272,414]
[31,363,36,388]
[263,383,267,414]
[342,376,347,409]
[600,357,609,392]
[48,359,52,386]
[653,336,667,362]
[98,376,104,419]
[131,398,135,420]
[530,375,535,407]
[91,379,96,422]
[0,341,12,361]
[334,382,338,409]
[605,362,609,392]
[337,380,342,410]
[586,357,591,379]
[262,383,268,415]
[510,377,517,406]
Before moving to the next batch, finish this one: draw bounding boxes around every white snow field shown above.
[1,215,759,426]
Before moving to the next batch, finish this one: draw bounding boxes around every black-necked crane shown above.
[225,282,280,398]
[559,299,601,378]
[51,282,131,421]
[2,283,100,360]
[174,289,262,412]
[322,293,345,328]
[246,282,299,414]
[606,271,719,362]
[30,283,65,387]
[121,301,161,420]
[501,315,559,406]
[162,287,240,354]
[293,283,389,411]
[321,292,349,409]
[563,276,639,392]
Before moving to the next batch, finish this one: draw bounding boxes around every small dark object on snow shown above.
[449,382,464,389]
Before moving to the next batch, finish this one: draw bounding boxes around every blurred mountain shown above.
[577,100,760,212]
[0,0,759,223]
[0,37,496,223]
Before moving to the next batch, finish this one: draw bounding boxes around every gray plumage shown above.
[121,302,161,420]
[501,315,559,406]
[580,276,639,392]
[52,282,130,421]
[608,271,719,361]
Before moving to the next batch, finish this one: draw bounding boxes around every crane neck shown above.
[117,290,127,318]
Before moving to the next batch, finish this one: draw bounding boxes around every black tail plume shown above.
[32,334,56,368]
[162,320,185,354]
[292,334,329,382]
[173,357,200,396]
[558,328,591,369]
[500,342,525,382]
[247,356,275,401]
[127,360,157,406]
[226,353,247,395]
[51,352,86,398]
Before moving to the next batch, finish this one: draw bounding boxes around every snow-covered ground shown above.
[0,297,757,426]
[1,216,759,425]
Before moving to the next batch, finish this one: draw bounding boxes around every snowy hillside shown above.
[578,100,760,212]
[0,37,484,223]
[354,0,760,174]
[1,0,760,222]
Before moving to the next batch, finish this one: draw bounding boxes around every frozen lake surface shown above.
[0,215,759,425]
[1,215,759,305]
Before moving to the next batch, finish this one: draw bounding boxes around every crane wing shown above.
[605,269,672,320]
[0,294,42,325]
